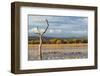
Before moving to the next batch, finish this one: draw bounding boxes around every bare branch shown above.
[42,19,49,35]
[32,19,49,60]
[34,26,41,35]
[37,26,41,35]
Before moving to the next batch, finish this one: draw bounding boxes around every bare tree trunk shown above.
[39,35,42,60]
[33,19,49,60]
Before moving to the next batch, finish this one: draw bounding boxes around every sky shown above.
[28,15,88,38]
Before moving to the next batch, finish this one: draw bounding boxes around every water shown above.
[28,44,88,61]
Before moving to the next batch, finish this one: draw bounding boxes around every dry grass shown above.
[28,43,87,48]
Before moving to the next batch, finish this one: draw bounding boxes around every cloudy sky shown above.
[28,15,88,38]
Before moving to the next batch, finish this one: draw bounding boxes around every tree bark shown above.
[39,35,42,60]
[33,19,49,60]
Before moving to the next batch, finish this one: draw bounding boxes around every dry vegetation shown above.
[29,43,87,49]
[28,38,88,44]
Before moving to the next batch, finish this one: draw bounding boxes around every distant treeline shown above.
[28,38,88,44]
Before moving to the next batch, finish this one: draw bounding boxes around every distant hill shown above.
[28,36,87,40]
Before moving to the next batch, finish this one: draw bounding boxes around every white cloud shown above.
[29,28,62,34]
[32,28,39,33]
[29,28,46,34]
[49,29,54,33]
[56,29,62,33]
[71,30,87,34]
[29,29,33,33]
[39,29,45,33]
[48,29,62,34]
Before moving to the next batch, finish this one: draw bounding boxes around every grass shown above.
[29,43,87,48]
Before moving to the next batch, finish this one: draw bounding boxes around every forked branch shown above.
[42,19,49,35]
[33,19,49,60]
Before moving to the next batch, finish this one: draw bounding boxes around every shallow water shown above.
[28,44,88,61]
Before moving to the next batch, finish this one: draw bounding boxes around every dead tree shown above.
[33,19,49,60]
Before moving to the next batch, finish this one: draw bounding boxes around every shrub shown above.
[49,38,57,44]
[56,39,62,44]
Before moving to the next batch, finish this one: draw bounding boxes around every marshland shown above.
[28,38,88,60]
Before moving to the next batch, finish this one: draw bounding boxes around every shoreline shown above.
[28,43,88,48]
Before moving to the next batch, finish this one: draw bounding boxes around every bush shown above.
[28,38,88,44]
[28,40,34,44]
[33,40,39,44]
[49,38,57,44]
[81,39,88,43]
[56,39,62,44]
